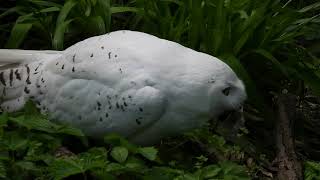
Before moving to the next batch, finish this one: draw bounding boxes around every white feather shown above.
[0,30,246,145]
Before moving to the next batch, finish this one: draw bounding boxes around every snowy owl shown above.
[0,30,246,145]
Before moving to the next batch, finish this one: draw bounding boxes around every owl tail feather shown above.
[0,49,61,112]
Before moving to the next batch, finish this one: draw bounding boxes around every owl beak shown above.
[217,106,245,133]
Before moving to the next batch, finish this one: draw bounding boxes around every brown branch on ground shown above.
[272,93,303,180]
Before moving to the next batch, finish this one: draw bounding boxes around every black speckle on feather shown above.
[26,75,31,84]
[120,105,125,111]
[24,87,30,94]
[72,67,75,72]
[25,65,30,74]
[33,72,39,75]
[90,54,93,58]
[9,69,13,86]
[105,113,109,118]
[72,55,76,62]
[109,106,112,110]
[36,84,41,88]
[139,107,143,112]
[99,117,103,122]
[124,102,128,107]
[101,46,104,49]
[136,119,141,125]
[15,69,21,80]
[108,52,111,59]
[61,65,65,69]
[97,101,101,107]
[0,72,7,86]
[35,64,41,71]
[56,62,59,65]
[116,102,120,109]
[115,54,118,58]
[128,95,132,99]
[41,78,45,83]
[119,68,122,74]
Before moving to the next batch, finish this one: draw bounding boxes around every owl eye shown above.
[222,87,231,96]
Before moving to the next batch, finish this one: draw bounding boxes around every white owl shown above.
[0,30,246,145]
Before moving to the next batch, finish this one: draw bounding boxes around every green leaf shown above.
[5,23,32,48]
[298,2,320,13]
[110,7,140,14]
[138,147,158,161]
[110,146,128,163]
[56,0,77,26]
[0,161,6,179]
[201,165,221,178]
[0,7,22,19]
[52,19,73,50]
[104,133,138,152]
[2,131,29,151]
[48,151,106,180]
[0,113,8,128]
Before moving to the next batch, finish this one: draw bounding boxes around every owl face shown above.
[208,72,247,118]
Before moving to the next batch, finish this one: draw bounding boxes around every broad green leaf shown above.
[5,23,32,48]
[110,146,128,163]
[201,165,221,178]
[104,133,137,152]
[138,147,158,161]
[48,152,105,180]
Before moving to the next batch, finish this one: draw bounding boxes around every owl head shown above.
[207,66,247,118]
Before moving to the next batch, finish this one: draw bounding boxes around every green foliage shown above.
[0,102,251,179]
[304,161,320,180]
[1,0,320,179]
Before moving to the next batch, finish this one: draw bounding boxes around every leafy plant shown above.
[304,161,320,180]
[0,102,251,179]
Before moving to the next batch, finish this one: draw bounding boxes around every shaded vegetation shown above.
[1,0,320,179]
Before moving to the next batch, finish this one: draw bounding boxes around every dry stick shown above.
[273,94,302,180]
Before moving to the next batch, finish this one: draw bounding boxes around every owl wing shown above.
[38,34,168,139]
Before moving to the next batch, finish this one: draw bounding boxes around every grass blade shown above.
[5,23,32,48]
[52,19,73,50]
[56,0,77,26]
